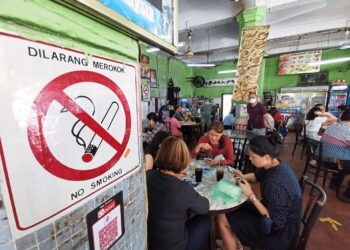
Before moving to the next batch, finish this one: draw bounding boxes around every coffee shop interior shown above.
[141,0,350,249]
[1,0,350,250]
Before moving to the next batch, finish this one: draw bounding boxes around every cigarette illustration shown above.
[82,101,119,162]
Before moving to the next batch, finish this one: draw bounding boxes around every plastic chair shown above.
[294,176,327,250]
[292,122,307,159]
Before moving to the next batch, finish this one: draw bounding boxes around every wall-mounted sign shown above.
[204,78,236,88]
[87,191,125,250]
[60,0,178,54]
[233,26,270,102]
[0,31,141,238]
[278,50,322,75]
[142,84,151,102]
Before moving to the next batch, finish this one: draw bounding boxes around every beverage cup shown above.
[195,167,203,182]
[216,166,224,181]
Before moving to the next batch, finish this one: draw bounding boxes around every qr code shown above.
[99,218,118,250]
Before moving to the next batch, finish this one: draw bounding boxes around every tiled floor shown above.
[190,132,350,250]
[277,133,350,250]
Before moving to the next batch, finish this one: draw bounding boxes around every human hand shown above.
[200,143,212,151]
[205,159,219,166]
[233,169,243,179]
[239,179,253,196]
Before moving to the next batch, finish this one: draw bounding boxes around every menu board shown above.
[233,26,270,102]
[278,50,322,75]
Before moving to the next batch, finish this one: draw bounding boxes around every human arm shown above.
[144,154,154,171]
[314,111,337,125]
[191,136,212,157]
[233,169,256,182]
[185,182,210,214]
[239,179,269,217]
[264,113,276,130]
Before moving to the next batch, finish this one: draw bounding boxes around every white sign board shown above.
[142,84,151,102]
[204,78,236,88]
[0,32,141,238]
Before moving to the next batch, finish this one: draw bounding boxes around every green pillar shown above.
[236,7,267,96]
[236,7,267,40]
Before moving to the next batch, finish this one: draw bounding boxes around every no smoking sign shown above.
[28,70,131,181]
[0,32,141,237]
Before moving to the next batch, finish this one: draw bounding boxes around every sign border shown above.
[0,32,140,231]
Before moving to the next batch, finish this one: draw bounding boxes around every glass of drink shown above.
[195,167,203,182]
[216,164,224,181]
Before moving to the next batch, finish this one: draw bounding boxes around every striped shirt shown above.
[321,122,350,160]
[146,122,166,144]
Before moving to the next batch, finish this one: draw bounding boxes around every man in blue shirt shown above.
[223,109,236,130]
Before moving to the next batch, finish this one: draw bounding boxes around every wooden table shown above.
[185,161,247,250]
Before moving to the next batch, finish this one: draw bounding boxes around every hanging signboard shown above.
[0,31,141,238]
[233,26,269,102]
[278,50,322,75]
[59,0,178,54]
[204,78,236,88]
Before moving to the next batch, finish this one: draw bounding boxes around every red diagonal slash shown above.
[55,91,122,152]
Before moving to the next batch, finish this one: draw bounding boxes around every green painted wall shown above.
[0,0,147,248]
[193,60,236,98]
[140,47,194,98]
[0,0,138,62]
[263,48,350,92]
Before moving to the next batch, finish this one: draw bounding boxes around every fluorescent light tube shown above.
[177,42,185,47]
[146,47,160,52]
[309,57,350,66]
[187,63,216,67]
[218,69,237,74]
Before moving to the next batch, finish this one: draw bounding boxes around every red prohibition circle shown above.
[27,71,131,181]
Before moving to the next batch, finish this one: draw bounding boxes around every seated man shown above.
[174,105,185,121]
[223,108,236,130]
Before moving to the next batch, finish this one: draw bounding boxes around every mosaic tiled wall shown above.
[0,169,146,250]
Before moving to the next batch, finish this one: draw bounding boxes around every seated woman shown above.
[304,106,329,141]
[144,131,171,171]
[147,136,210,250]
[270,107,285,128]
[191,121,234,166]
[218,136,302,250]
[144,112,166,146]
[320,109,350,200]
[164,110,183,138]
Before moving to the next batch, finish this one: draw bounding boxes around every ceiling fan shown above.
[177,28,214,58]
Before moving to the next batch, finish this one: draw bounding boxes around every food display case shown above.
[275,86,328,128]
[326,84,350,117]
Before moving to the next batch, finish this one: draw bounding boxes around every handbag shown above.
[247,119,254,131]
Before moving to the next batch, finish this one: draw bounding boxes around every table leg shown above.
[210,213,217,250]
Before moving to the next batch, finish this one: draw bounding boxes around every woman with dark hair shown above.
[144,112,166,145]
[144,131,171,171]
[191,121,234,166]
[304,106,336,141]
[147,137,210,250]
[218,136,302,250]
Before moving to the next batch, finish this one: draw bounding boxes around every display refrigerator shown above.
[275,86,329,128]
[326,84,350,117]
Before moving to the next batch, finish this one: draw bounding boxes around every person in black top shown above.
[218,136,302,250]
[147,136,210,250]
